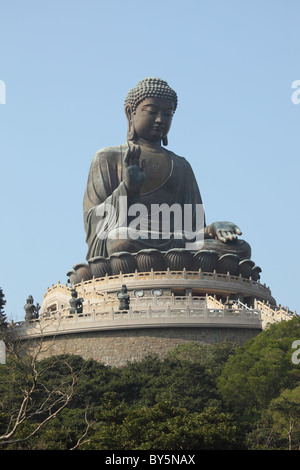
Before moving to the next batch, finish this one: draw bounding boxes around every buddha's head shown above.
[124,77,178,146]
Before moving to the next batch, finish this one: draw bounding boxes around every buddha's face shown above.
[131,97,175,144]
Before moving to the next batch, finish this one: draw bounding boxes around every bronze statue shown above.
[83,78,251,261]
[24,295,40,321]
[69,288,84,314]
[117,284,130,311]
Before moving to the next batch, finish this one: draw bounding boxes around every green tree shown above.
[108,354,219,412]
[217,316,300,425]
[247,385,300,450]
[266,385,300,450]
[86,401,241,450]
[169,341,237,379]
[0,354,81,448]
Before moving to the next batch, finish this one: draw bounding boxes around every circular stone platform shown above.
[11,264,277,366]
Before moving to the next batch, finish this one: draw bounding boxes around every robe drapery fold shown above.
[83,144,205,260]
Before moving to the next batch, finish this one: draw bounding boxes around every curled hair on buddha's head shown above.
[124,77,178,114]
[124,77,178,145]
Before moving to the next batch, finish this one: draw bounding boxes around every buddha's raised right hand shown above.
[124,142,147,198]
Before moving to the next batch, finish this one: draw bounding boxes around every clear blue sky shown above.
[1,0,300,321]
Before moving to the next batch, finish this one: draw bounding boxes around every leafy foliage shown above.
[0,316,299,450]
[217,317,300,423]
[86,402,240,450]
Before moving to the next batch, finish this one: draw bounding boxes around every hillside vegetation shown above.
[0,317,300,450]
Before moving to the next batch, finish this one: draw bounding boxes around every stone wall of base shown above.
[19,326,260,367]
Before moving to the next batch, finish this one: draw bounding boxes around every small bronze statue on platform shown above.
[69,288,84,314]
[117,284,130,311]
[24,295,40,321]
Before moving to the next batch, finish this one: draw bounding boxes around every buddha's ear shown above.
[125,105,136,141]
[125,104,132,123]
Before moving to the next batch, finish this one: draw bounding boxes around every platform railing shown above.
[44,269,272,297]
[12,302,262,337]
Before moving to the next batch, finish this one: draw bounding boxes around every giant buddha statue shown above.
[83,77,251,263]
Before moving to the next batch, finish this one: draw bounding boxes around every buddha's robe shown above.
[83,144,205,260]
